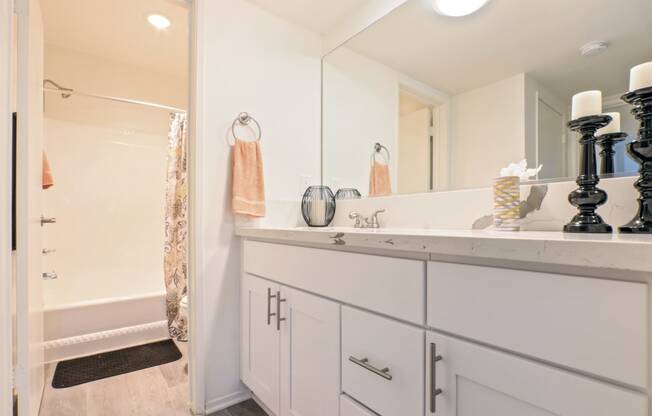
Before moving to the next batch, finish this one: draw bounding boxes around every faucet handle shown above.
[349,212,363,228]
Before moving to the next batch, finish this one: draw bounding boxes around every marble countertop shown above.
[236,226,652,275]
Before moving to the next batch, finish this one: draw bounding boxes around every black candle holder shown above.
[564,114,613,233]
[619,86,652,233]
[596,132,627,175]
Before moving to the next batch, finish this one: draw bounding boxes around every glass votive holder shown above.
[301,186,336,227]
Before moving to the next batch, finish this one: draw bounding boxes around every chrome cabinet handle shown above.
[430,343,443,413]
[267,288,277,325]
[42,248,56,255]
[40,215,56,226]
[276,290,286,331]
[349,356,392,381]
[42,271,58,280]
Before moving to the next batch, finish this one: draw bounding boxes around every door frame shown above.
[187,0,205,413]
[0,0,14,414]
[3,0,206,414]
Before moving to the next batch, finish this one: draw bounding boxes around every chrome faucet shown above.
[349,209,385,229]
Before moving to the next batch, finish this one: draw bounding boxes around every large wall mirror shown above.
[322,0,652,197]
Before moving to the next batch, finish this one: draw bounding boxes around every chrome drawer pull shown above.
[349,356,393,381]
[267,288,277,325]
[276,290,286,331]
[430,343,443,413]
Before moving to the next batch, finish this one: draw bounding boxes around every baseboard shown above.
[204,389,251,414]
[44,320,169,363]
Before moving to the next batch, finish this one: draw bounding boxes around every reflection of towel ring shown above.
[231,112,262,143]
[371,142,390,165]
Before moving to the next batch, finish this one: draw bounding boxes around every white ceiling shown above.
[340,0,652,100]
[245,0,369,34]
[40,0,189,79]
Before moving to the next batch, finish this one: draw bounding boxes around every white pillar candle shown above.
[629,62,652,91]
[310,199,326,225]
[597,112,621,135]
[571,90,602,120]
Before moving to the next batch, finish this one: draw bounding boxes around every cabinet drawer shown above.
[341,395,376,416]
[427,261,648,388]
[244,240,425,324]
[342,307,423,416]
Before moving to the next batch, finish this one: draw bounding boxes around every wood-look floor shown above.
[39,341,268,416]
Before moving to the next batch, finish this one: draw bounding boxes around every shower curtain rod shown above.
[43,81,186,114]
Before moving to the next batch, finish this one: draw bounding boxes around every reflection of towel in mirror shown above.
[369,161,391,197]
[232,139,266,217]
[42,153,54,190]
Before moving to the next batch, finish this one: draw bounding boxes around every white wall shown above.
[323,47,399,195]
[323,47,446,196]
[449,73,527,189]
[193,0,322,411]
[42,46,186,307]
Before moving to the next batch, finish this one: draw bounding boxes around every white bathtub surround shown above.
[43,292,168,363]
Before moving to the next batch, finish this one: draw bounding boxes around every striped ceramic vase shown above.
[493,176,521,230]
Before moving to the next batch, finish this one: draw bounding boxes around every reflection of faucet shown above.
[349,209,385,228]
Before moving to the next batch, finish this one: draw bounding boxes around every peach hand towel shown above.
[369,161,392,197]
[42,153,54,190]
[232,139,266,217]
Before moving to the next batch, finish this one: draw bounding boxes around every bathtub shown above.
[43,292,169,363]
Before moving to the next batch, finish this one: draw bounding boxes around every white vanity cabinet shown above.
[425,331,648,416]
[241,273,282,414]
[240,273,340,416]
[240,238,650,416]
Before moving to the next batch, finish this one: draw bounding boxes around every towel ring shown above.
[371,142,390,165]
[231,112,262,143]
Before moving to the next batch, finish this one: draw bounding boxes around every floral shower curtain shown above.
[164,112,188,341]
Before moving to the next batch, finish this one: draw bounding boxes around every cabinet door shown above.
[425,332,647,416]
[241,273,281,414]
[281,287,340,416]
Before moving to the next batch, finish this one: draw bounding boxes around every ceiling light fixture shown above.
[433,0,490,17]
[147,14,171,30]
[580,41,609,57]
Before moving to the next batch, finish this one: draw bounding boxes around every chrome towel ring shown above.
[371,142,390,165]
[231,112,262,143]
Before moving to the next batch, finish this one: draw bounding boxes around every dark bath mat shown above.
[52,339,182,388]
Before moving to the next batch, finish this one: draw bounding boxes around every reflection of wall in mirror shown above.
[398,95,431,194]
[448,73,570,189]
[449,74,527,190]
[323,47,447,197]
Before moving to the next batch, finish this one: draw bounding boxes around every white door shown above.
[425,332,647,416]
[398,107,431,194]
[240,273,281,414]
[14,0,45,415]
[280,287,339,416]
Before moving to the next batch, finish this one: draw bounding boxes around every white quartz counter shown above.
[236,226,652,276]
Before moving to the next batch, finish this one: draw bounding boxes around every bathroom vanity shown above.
[237,227,652,416]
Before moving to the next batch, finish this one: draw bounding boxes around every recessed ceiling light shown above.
[147,14,171,30]
[433,0,490,17]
